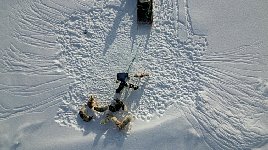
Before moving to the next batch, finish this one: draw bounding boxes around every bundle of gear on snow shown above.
[79,104,93,122]
[78,72,149,130]
[109,99,125,112]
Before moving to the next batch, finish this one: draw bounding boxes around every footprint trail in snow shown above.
[0,0,267,149]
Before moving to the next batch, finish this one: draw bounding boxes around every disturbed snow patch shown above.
[256,79,268,97]
[53,0,208,126]
[4,0,268,149]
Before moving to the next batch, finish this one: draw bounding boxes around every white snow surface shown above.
[0,0,268,149]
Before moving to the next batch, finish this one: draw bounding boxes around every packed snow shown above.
[0,0,267,150]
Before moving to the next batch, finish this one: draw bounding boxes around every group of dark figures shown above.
[79,72,148,130]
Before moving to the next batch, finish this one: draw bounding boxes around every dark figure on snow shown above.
[87,96,126,113]
[116,73,139,93]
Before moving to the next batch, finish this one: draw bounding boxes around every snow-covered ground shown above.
[0,0,267,149]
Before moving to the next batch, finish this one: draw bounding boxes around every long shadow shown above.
[75,75,148,145]
[76,0,152,147]
[76,112,129,149]
[124,76,149,110]
[102,126,128,148]
[75,102,127,147]
[103,0,136,55]
[76,47,151,149]
[76,76,149,148]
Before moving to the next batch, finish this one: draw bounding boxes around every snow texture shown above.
[0,0,268,149]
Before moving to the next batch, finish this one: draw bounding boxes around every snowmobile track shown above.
[0,0,267,149]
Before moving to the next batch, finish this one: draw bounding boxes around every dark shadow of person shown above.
[103,0,152,55]
[76,104,126,148]
[103,127,128,148]
[123,76,149,110]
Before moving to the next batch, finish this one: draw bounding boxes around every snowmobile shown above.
[137,0,153,24]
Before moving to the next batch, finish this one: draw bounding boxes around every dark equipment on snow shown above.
[117,73,129,83]
[79,104,93,122]
[116,82,128,93]
[116,73,139,93]
[79,111,93,122]
[137,0,153,24]
[116,73,129,93]
[109,99,125,112]
[94,106,108,112]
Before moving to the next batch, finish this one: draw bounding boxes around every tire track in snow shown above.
[127,0,208,122]
[3,0,267,149]
[187,32,268,150]
[169,0,268,149]
[193,41,268,149]
[0,0,75,121]
[188,1,266,149]
[9,0,73,49]
[0,43,61,75]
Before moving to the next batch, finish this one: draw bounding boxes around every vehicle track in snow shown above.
[0,0,73,120]
[1,0,267,149]
[190,41,268,149]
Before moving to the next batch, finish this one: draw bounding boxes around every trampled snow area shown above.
[0,0,268,149]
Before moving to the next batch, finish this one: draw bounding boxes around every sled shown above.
[134,72,149,78]
[118,115,132,130]
[137,0,153,24]
[101,114,132,130]
[79,104,93,122]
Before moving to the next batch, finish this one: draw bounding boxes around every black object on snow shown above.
[116,73,129,93]
[109,99,125,112]
[117,73,129,82]
[116,82,128,93]
[137,0,153,24]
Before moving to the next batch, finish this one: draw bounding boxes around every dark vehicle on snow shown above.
[137,0,153,24]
